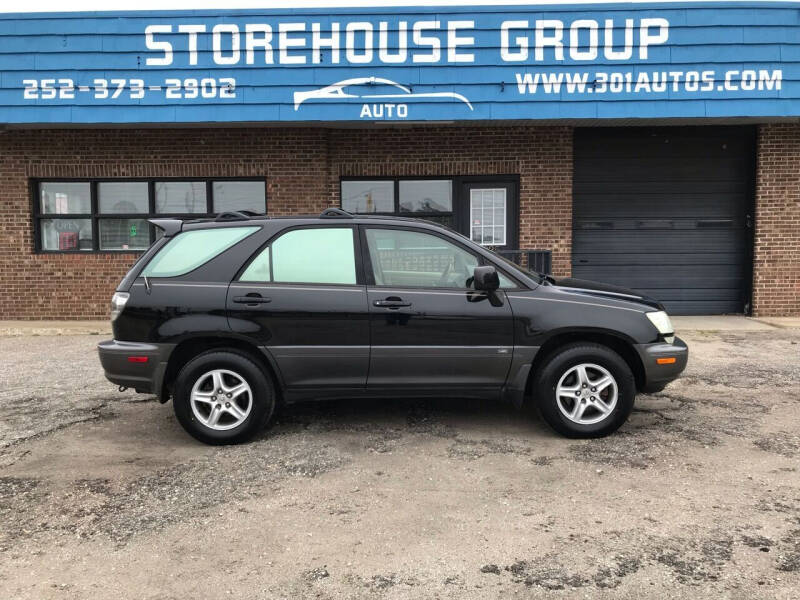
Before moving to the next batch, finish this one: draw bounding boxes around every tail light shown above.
[110,292,130,322]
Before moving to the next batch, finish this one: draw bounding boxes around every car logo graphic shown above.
[293,76,473,111]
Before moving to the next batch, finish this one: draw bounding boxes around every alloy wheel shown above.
[190,369,253,431]
[555,363,618,425]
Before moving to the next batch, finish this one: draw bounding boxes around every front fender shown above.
[506,290,657,347]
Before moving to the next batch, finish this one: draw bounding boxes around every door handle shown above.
[374,298,412,309]
[233,294,271,305]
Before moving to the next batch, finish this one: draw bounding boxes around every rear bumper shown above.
[97,339,174,397]
[634,336,689,393]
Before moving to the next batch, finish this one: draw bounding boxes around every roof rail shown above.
[319,207,353,219]
[214,211,265,222]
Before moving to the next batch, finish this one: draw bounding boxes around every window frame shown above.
[340,176,456,223]
[359,224,523,291]
[31,176,267,254]
[235,224,366,288]
[339,175,521,251]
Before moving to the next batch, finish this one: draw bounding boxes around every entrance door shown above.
[458,179,519,253]
[361,225,514,392]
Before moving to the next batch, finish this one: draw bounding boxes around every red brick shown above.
[753,124,800,317]
[0,126,571,319]
[2,124,795,319]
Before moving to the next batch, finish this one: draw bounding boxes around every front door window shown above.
[365,228,478,289]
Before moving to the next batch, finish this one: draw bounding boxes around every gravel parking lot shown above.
[0,328,799,599]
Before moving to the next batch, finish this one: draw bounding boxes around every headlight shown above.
[110,292,129,322]
[646,310,674,335]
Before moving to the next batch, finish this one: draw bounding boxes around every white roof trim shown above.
[3,0,800,14]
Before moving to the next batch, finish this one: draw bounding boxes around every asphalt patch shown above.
[754,432,800,458]
[0,439,349,547]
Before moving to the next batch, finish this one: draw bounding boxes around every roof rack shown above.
[214,210,266,222]
[319,207,353,219]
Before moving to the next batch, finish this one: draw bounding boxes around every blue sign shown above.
[1,2,798,123]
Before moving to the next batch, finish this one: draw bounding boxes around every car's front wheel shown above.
[533,343,635,438]
[173,350,275,445]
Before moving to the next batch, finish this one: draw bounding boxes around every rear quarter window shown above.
[142,226,258,278]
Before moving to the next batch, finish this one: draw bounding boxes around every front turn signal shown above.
[656,357,677,365]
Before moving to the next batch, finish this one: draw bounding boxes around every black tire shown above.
[173,350,275,445]
[533,343,635,439]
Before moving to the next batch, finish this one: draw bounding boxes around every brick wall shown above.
[0,128,329,319]
[2,124,798,319]
[0,126,572,319]
[327,126,574,274]
[753,124,800,316]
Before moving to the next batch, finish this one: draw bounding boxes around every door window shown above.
[470,188,507,246]
[239,247,271,282]
[365,228,478,289]
[240,227,357,285]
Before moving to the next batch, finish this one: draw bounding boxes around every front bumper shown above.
[634,336,689,393]
[97,339,174,397]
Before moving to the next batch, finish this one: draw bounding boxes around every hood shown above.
[547,277,664,311]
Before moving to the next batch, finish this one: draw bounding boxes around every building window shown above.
[399,180,452,214]
[341,180,395,213]
[155,181,208,214]
[341,178,454,228]
[469,188,507,246]
[33,178,266,253]
[213,181,269,214]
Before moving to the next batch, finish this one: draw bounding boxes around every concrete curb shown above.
[0,320,111,337]
[670,316,778,332]
[750,317,800,329]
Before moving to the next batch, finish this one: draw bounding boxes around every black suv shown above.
[98,209,687,445]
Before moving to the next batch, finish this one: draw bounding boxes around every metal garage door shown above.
[572,127,755,315]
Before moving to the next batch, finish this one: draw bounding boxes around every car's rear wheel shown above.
[533,343,635,438]
[173,350,275,445]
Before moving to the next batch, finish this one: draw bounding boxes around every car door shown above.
[361,225,514,391]
[227,225,370,389]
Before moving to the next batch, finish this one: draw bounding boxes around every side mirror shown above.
[473,265,500,292]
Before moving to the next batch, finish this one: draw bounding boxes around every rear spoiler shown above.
[148,218,183,238]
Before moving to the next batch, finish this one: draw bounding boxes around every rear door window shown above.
[142,226,258,278]
[240,227,357,285]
